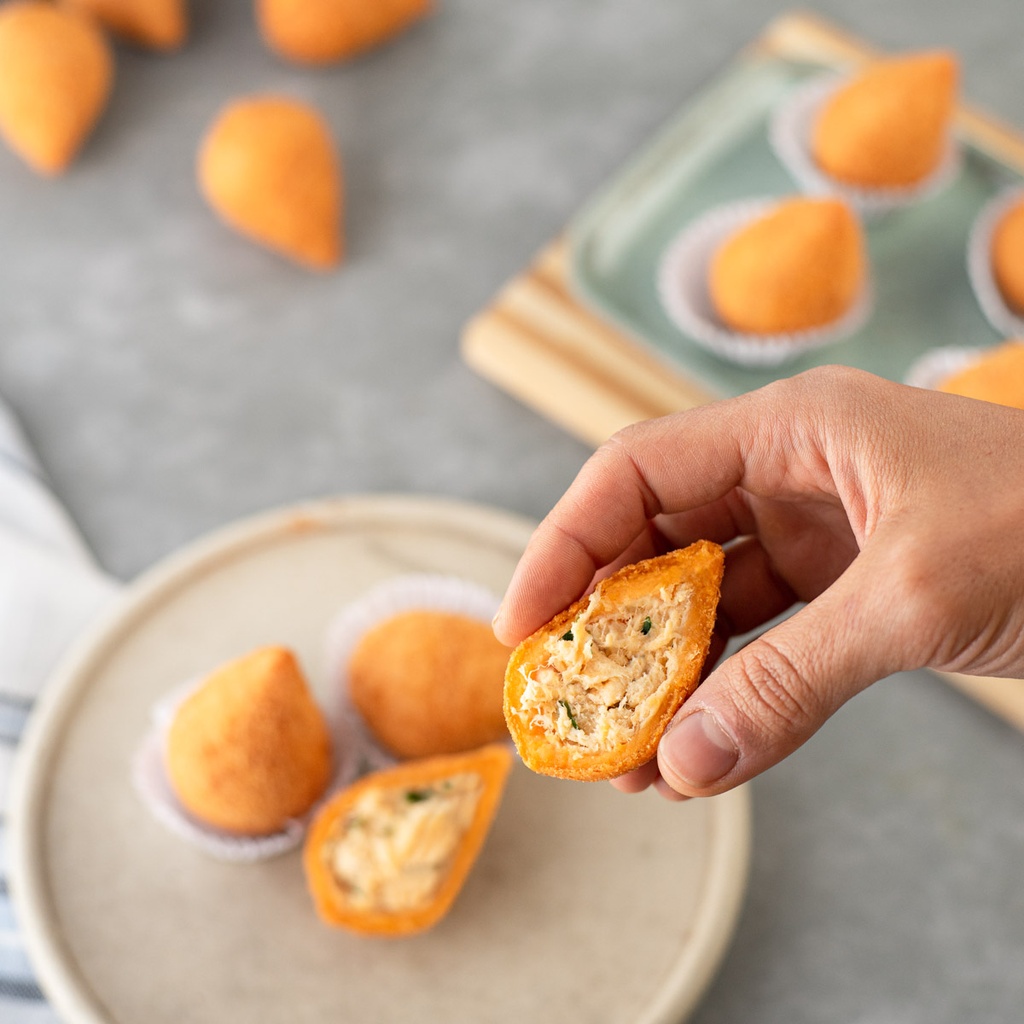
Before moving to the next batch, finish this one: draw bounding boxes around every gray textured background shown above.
[3,0,1024,1020]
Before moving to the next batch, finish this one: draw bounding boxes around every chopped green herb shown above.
[561,630,574,641]
[558,699,579,730]
[641,616,652,635]
[405,789,432,803]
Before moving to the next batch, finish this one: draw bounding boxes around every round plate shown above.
[10,495,751,1024]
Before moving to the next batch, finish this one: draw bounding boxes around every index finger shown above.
[493,400,755,646]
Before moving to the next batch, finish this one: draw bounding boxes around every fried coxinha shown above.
[503,541,724,782]
[166,646,333,835]
[304,744,512,936]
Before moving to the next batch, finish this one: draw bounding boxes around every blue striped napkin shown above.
[0,398,119,1021]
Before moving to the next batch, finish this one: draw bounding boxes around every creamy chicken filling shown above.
[326,772,483,913]
[517,582,693,754]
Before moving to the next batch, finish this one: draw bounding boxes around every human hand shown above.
[493,366,1024,799]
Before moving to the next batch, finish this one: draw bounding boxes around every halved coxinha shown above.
[304,743,513,936]
[504,541,724,782]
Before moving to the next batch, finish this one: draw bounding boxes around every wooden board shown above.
[463,240,716,443]
[460,10,1024,734]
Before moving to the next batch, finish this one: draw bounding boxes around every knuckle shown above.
[883,532,959,631]
[727,638,822,745]
[782,364,880,419]
[598,427,660,513]
[602,422,649,464]
[878,530,992,668]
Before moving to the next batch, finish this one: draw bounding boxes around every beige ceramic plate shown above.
[9,495,751,1024]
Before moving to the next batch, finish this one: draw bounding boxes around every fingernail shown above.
[662,711,739,788]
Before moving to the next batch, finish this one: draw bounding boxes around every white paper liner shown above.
[903,345,985,391]
[132,676,358,863]
[769,72,962,218]
[966,187,1024,337]
[657,197,874,368]
[325,574,506,767]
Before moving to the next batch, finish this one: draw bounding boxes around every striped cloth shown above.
[0,399,119,1022]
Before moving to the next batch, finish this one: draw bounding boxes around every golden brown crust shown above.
[303,744,512,935]
[0,2,113,175]
[348,610,511,759]
[64,0,187,50]
[708,198,865,335]
[812,51,958,188]
[937,340,1024,411]
[257,0,432,65]
[197,95,343,270]
[992,201,1024,315]
[503,541,724,781]
[166,646,333,835]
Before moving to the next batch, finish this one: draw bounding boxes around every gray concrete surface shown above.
[2,0,1023,1020]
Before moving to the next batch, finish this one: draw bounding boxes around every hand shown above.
[493,366,1024,799]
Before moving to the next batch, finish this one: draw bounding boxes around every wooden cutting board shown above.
[460,10,1024,733]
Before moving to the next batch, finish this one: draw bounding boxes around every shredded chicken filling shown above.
[518,582,694,754]
[326,772,483,913]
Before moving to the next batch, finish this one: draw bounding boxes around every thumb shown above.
[656,548,912,797]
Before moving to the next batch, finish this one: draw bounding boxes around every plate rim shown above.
[9,492,751,1024]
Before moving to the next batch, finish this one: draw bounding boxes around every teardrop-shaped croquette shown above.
[257,0,432,65]
[166,646,333,835]
[304,744,512,935]
[990,197,1024,315]
[812,51,958,188]
[709,197,865,335]
[937,340,1024,411]
[0,1,113,174]
[64,0,187,50]
[348,610,511,759]
[504,541,724,782]
[197,95,343,269]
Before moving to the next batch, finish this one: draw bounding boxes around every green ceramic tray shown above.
[567,50,1024,398]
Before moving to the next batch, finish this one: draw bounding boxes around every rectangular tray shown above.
[567,31,1023,400]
